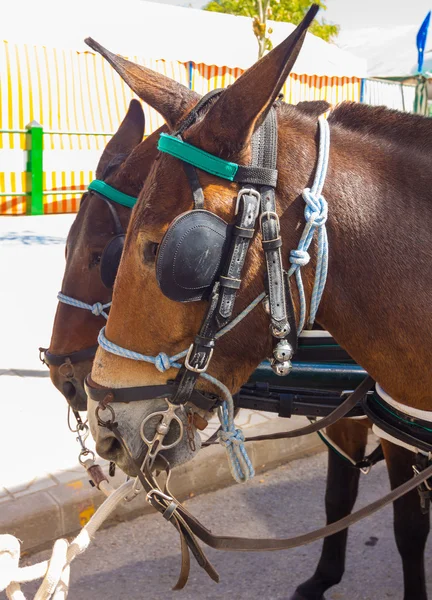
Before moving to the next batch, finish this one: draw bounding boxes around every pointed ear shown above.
[192,5,319,155]
[85,38,199,130]
[96,99,144,179]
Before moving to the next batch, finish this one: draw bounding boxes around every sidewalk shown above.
[0,215,324,552]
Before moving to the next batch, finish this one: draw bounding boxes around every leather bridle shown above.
[40,190,133,373]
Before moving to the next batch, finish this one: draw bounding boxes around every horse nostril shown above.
[98,437,121,459]
[62,381,77,401]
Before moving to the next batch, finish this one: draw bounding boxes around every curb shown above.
[0,417,324,553]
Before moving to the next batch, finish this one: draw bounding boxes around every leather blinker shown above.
[100,234,125,289]
[156,210,231,302]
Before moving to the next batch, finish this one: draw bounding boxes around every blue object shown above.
[417,11,431,73]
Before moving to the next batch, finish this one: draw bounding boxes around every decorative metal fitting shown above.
[273,340,294,363]
[262,295,270,315]
[270,358,292,376]
[271,323,290,339]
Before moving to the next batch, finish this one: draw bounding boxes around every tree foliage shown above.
[203,0,339,58]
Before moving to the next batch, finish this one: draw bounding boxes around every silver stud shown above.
[273,340,293,362]
[272,323,290,339]
[262,295,270,315]
[270,358,292,376]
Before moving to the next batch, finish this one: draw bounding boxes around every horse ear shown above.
[96,99,144,179]
[193,5,319,155]
[85,38,199,130]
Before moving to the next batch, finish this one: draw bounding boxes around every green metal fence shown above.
[0,124,115,215]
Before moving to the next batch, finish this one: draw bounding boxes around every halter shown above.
[90,91,331,483]
[40,183,138,369]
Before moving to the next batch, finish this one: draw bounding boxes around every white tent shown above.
[337,25,432,78]
[2,0,366,76]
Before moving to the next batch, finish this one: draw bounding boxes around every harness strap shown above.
[40,345,98,367]
[106,420,220,588]
[97,194,124,235]
[182,162,204,209]
[88,180,137,209]
[103,386,432,557]
[170,113,273,406]
[363,392,432,454]
[243,375,374,441]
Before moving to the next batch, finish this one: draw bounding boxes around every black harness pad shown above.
[100,234,125,289]
[156,210,231,302]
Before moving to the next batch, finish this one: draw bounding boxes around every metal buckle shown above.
[235,188,261,219]
[259,210,280,229]
[184,343,213,373]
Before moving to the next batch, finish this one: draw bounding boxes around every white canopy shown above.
[337,25,432,78]
[2,0,366,76]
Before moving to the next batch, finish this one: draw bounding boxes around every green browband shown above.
[157,133,239,182]
[88,180,137,208]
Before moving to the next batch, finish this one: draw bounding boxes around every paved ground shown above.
[12,451,432,600]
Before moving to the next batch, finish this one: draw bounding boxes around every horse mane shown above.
[329,102,432,153]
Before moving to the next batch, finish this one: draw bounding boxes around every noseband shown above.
[40,184,137,370]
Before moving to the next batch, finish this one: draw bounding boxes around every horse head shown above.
[86,8,322,474]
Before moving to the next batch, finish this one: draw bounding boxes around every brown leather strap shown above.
[105,381,432,557]
[169,462,432,551]
[244,375,374,442]
[108,422,219,587]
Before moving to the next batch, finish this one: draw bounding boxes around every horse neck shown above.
[276,107,432,411]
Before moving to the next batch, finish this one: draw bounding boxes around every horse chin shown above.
[87,396,201,475]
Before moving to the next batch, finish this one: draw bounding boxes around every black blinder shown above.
[156,210,231,302]
[100,234,125,289]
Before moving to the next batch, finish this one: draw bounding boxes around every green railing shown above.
[0,123,116,215]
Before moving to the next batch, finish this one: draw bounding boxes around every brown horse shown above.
[46,99,165,410]
[84,22,431,600]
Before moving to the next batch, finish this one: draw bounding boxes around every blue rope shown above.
[97,294,264,483]
[288,116,330,331]
[57,292,111,319]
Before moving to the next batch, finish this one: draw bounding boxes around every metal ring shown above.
[78,449,96,465]
[96,403,116,427]
[59,359,74,379]
[140,413,184,450]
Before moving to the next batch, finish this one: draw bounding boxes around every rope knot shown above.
[290,249,310,267]
[155,352,172,373]
[91,302,104,316]
[218,428,245,448]
[302,188,328,227]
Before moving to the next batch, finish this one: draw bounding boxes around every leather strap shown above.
[85,376,220,412]
[363,393,432,454]
[41,345,98,366]
[217,190,260,324]
[244,376,375,441]
[104,389,432,557]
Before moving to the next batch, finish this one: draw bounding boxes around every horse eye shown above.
[89,253,102,268]
[144,242,159,263]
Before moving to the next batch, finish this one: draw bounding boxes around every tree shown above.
[203,0,339,58]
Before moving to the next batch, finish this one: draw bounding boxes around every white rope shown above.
[57,293,111,320]
[288,116,330,331]
[0,480,134,600]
